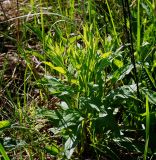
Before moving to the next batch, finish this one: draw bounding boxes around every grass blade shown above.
[144,95,150,160]
[0,143,10,160]
[105,0,120,45]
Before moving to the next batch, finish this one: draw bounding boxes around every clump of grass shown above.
[1,0,156,159]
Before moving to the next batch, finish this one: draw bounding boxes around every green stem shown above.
[105,0,120,45]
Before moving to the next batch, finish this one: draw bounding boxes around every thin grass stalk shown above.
[19,147,23,160]
[17,97,23,124]
[57,0,62,15]
[39,0,47,73]
[25,148,33,160]
[144,95,150,160]
[30,0,37,26]
[88,0,92,23]
[39,0,45,48]
[24,66,28,111]
[105,0,120,45]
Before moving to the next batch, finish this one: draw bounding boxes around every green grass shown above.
[0,143,10,160]
[0,0,156,159]
[144,95,150,160]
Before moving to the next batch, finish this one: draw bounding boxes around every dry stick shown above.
[121,0,141,107]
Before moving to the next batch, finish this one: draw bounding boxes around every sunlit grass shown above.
[0,0,156,159]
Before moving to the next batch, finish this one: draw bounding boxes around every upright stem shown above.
[105,0,120,45]
[122,0,141,106]
[137,0,141,55]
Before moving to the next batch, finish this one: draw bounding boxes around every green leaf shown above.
[64,136,77,159]
[101,51,112,59]
[59,101,69,110]
[89,103,100,112]
[43,61,66,74]
[113,59,123,68]
[111,64,133,83]
[0,120,11,130]
[141,88,156,105]
[105,84,138,106]
[45,144,59,155]
[144,65,156,89]
[144,0,153,11]
[53,66,66,74]
[68,35,81,43]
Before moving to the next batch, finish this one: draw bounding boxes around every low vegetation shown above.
[0,0,156,159]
